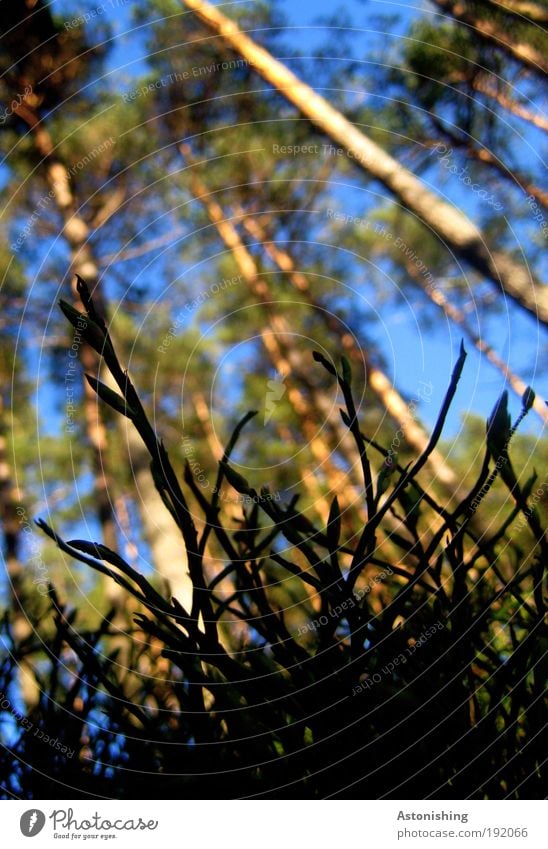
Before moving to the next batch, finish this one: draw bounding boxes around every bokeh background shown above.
[0,0,546,799]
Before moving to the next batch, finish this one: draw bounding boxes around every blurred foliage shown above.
[0,293,545,799]
[0,0,546,800]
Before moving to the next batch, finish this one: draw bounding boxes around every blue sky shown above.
[1,0,545,736]
[6,0,547,446]
[1,0,545,615]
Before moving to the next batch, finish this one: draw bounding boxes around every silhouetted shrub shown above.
[1,279,545,799]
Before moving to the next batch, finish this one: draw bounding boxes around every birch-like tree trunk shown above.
[487,0,548,23]
[13,102,119,555]
[181,0,548,325]
[430,0,548,75]
[180,148,366,511]
[13,102,193,610]
[238,211,460,488]
[0,400,24,620]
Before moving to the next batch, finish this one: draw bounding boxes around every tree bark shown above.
[398,255,548,424]
[430,0,548,75]
[428,115,548,209]
[13,101,118,556]
[0,398,25,620]
[0,398,39,706]
[181,0,548,326]
[117,417,192,610]
[470,75,548,132]
[13,102,193,609]
[487,0,548,23]
[238,211,460,488]
[180,147,367,511]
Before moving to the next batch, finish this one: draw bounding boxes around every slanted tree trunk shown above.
[428,116,548,209]
[465,74,548,132]
[0,410,22,613]
[13,101,118,555]
[430,0,548,75]
[181,0,548,325]
[179,153,467,558]
[0,397,38,705]
[487,0,548,24]
[398,255,548,424]
[180,147,366,512]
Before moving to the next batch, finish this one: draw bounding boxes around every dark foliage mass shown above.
[0,280,545,799]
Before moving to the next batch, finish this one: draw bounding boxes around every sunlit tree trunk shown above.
[180,147,366,513]
[428,117,548,209]
[398,255,548,424]
[0,399,23,596]
[13,101,118,556]
[238,211,460,488]
[0,397,38,705]
[465,74,548,132]
[116,417,192,609]
[181,0,548,325]
[13,102,193,610]
[180,157,471,558]
[487,0,548,23]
